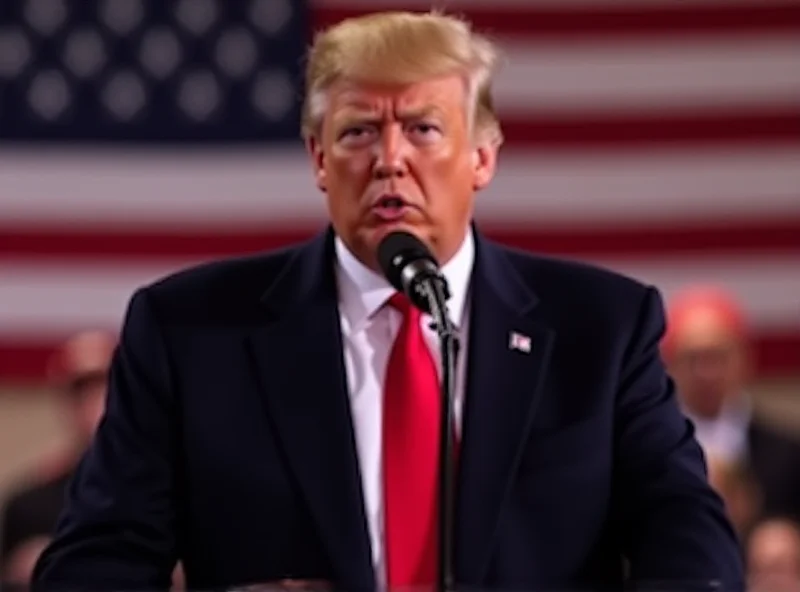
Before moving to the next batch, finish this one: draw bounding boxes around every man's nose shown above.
[372,124,408,179]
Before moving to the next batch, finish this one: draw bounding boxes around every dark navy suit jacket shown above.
[32,227,743,591]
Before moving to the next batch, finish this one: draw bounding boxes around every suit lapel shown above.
[246,229,374,591]
[455,237,556,584]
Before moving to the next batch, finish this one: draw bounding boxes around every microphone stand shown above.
[421,278,460,592]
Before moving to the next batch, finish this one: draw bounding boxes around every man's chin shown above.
[348,223,429,272]
[368,220,420,241]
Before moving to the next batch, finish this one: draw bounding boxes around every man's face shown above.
[67,372,108,445]
[55,331,115,446]
[748,522,800,592]
[666,308,747,418]
[307,73,497,270]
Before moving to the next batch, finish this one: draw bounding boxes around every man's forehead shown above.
[329,76,466,113]
[673,308,742,349]
[55,331,115,376]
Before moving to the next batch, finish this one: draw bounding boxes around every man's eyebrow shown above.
[332,105,446,126]
[332,110,379,123]
[396,106,446,119]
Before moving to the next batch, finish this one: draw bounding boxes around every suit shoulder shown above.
[133,241,307,320]
[500,244,651,301]
[494,243,666,356]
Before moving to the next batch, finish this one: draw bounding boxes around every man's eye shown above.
[341,126,371,138]
[409,123,442,139]
[338,127,377,145]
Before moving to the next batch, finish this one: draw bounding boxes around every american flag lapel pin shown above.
[508,331,531,353]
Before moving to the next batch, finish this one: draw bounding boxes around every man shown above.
[663,286,800,522]
[1,330,114,585]
[33,10,743,591]
[747,518,800,592]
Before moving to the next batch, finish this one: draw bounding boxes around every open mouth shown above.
[372,195,411,221]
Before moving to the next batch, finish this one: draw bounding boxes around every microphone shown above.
[377,230,458,592]
[376,230,450,315]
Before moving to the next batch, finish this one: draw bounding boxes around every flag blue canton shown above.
[0,0,307,142]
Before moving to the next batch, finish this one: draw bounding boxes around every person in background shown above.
[747,518,800,592]
[662,286,800,521]
[0,331,185,590]
[0,330,115,586]
[705,454,761,540]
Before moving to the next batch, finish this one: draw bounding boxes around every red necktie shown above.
[383,293,440,589]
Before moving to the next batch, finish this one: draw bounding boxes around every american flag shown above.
[1,0,799,383]
[508,332,532,354]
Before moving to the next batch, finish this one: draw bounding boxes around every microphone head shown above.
[377,231,438,294]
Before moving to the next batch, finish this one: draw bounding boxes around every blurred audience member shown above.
[0,330,115,585]
[748,518,800,592]
[662,286,800,521]
[705,454,761,539]
[2,536,51,587]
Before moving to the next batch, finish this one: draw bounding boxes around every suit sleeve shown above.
[32,288,179,590]
[614,286,745,590]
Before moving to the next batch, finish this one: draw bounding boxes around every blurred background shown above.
[0,0,799,588]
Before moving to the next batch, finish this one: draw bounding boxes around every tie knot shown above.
[388,293,418,319]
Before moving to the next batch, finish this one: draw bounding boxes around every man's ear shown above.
[472,140,499,191]
[306,135,327,193]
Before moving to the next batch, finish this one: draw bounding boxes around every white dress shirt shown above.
[334,231,475,589]
[684,395,752,465]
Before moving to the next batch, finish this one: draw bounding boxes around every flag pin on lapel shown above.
[508,331,531,353]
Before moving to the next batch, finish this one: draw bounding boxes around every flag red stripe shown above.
[3,331,797,384]
[500,108,800,148]
[2,217,799,261]
[313,4,800,38]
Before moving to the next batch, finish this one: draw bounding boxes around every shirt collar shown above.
[335,230,474,333]
[685,392,753,430]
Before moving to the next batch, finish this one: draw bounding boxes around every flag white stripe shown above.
[494,36,800,113]
[594,255,800,328]
[1,256,798,335]
[1,147,799,226]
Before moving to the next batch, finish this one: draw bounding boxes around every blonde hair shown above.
[301,10,504,145]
